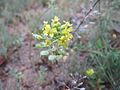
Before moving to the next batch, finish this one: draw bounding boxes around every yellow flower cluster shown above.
[86,68,95,76]
[40,16,73,48]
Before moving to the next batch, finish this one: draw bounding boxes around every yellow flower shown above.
[43,24,51,35]
[45,39,52,47]
[67,27,73,32]
[63,21,72,27]
[62,27,73,34]
[61,28,73,40]
[49,28,57,37]
[52,16,60,23]
[52,22,61,28]
[86,68,94,76]
[43,24,57,37]
[33,16,74,50]
[62,29,68,34]
[58,36,68,48]
[63,21,73,35]
[66,34,73,40]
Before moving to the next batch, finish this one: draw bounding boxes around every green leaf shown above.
[96,39,104,49]
[35,43,45,48]
[35,44,41,48]
[48,55,57,61]
[40,50,49,56]
[32,33,42,40]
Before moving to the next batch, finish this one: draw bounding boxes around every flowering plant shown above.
[86,68,95,76]
[32,16,73,62]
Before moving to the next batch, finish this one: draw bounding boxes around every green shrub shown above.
[0,0,36,57]
[0,19,21,57]
[73,0,120,89]
[0,0,35,23]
